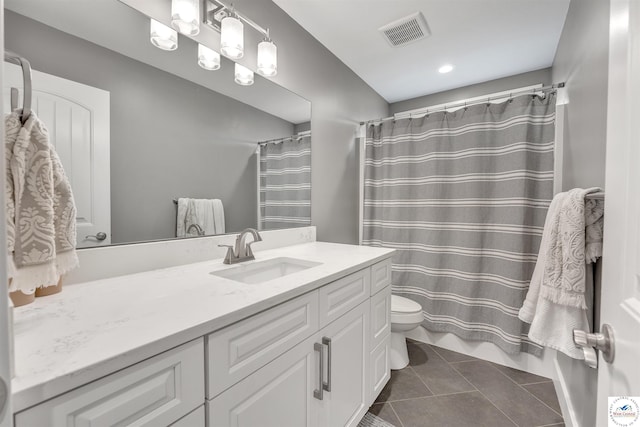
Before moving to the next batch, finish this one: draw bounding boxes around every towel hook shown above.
[4,50,32,125]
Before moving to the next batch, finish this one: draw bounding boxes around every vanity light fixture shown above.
[257,33,277,77]
[438,64,454,74]
[198,44,221,70]
[220,12,244,59]
[234,63,254,86]
[150,19,178,51]
[171,0,200,35]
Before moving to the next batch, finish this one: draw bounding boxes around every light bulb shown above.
[235,63,254,86]
[257,39,277,77]
[150,19,178,51]
[221,15,244,59]
[171,0,200,36]
[198,44,221,70]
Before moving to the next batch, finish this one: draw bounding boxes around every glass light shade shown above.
[150,19,178,51]
[171,0,200,36]
[234,63,254,86]
[221,15,244,59]
[257,39,277,77]
[198,44,221,70]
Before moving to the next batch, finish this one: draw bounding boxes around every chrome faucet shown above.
[187,223,205,236]
[219,228,263,264]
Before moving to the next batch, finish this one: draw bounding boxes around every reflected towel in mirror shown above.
[176,198,225,237]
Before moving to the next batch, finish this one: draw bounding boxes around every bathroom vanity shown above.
[11,242,394,427]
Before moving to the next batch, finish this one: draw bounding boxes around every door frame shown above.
[0,1,15,425]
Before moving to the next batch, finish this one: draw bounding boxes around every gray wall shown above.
[5,11,295,244]
[389,68,552,114]
[234,0,389,244]
[552,0,609,190]
[547,0,610,425]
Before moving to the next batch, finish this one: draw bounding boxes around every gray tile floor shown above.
[369,340,564,427]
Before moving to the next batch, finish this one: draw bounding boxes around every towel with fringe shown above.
[5,112,78,292]
[519,187,604,359]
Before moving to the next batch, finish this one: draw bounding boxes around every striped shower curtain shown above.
[259,135,311,230]
[363,95,555,355]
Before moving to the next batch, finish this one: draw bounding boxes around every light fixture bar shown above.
[204,0,269,38]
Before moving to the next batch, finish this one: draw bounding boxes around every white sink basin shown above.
[211,257,322,284]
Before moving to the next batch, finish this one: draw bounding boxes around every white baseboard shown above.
[405,326,557,379]
[554,357,577,427]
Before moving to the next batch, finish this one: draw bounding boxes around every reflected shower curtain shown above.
[259,135,311,229]
[363,95,555,355]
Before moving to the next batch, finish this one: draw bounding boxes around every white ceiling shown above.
[273,0,570,103]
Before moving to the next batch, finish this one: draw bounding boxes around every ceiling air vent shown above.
[379,12,431,47]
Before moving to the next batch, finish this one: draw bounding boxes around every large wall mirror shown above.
[3,0,312,249]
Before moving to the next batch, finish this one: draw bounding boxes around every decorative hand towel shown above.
[519,187,603,359]
[539,187,602,309]
[584,197,605,263]
[5,112,78,292]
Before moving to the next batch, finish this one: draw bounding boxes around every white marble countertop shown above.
[11,241,394,412]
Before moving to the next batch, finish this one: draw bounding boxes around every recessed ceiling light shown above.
[438,64,454,74]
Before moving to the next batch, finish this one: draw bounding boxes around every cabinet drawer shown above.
[370,285,391,349]
[15,339,205,427]
[319,268,370,327]
[369,336,390,406]
[207,291,319,398]
[171,406,205,426]
[370,258,392,296]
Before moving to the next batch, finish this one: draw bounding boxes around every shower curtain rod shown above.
[258,130,311,145]
[361,82,566,125]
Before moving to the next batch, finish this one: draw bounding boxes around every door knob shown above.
[85,232,107,241]
[573,323,615,365]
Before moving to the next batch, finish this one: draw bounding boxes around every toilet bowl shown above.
[390,295,423,370]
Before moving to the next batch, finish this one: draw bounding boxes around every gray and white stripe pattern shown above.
[260,135,311,230]
[363,95,555,355]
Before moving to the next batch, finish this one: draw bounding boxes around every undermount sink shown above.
[211,257,322,284]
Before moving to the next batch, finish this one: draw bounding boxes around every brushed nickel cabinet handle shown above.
[322,337,332,392]
[313,342,324,400]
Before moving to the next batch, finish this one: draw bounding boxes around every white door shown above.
[596,0,640,425]
[318,301,369,427]
[3,64,110,248]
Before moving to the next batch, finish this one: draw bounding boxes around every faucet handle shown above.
[218,244,236,264]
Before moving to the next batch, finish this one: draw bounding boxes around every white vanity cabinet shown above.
[13,256,392,427]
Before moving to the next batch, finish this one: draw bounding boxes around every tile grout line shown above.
[411,343,480,394]
[387,401,406,427]
[378,389,481,404]
[489,363,564,419]
[448,361,521,427]
[406,365,435,396]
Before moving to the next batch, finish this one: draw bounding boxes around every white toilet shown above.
[390,295,423,370]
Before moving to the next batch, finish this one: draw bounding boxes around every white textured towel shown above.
[176,198,225,237]
[519,188,604,359]
[4,112,78,292]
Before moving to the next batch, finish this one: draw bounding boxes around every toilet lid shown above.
[392,295,422,314]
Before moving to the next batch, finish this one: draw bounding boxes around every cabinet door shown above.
[317,301,369,427]
[208,335,320,427]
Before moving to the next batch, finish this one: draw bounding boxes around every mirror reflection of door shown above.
[3,63,111,248]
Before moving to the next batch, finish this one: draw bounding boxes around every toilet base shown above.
[390,331,410,370]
